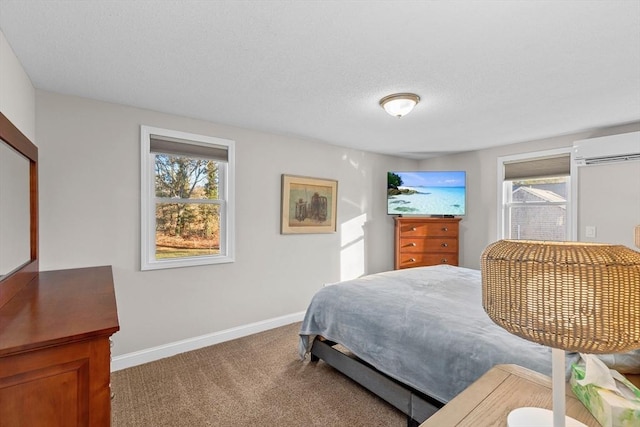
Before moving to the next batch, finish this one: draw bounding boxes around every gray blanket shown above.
[299,265,579,403]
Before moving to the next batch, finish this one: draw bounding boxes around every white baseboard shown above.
[111,311,306,372]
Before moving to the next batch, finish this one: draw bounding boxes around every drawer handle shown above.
[410,227,417,231]
[409,258,416,263]
[441,259,448,263]
[441,227,448,232]
[409,242,417,247]
[441,242,448,247]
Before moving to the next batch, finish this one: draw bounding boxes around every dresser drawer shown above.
[394,217,461,270]
[398,238,458,253]
[398,221,458,237]
[397,253,458,269]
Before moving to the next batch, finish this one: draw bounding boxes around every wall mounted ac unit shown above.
[573,131,640,166]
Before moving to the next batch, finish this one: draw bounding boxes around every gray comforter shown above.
[299,264,580,403]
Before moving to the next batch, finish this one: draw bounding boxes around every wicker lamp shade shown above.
[481,240,640,354]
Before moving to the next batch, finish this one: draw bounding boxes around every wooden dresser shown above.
[394,217,461,269]
[0,266,120,427]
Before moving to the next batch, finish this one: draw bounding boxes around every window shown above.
[498,149,572,241]
[141,126,235,270]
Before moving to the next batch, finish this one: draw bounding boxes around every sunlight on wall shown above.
[341,153,360,170]
[340,214,367,281]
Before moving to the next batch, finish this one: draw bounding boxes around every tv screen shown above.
[387,170,466,216]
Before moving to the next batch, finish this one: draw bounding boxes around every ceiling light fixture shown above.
[379,93,420,118]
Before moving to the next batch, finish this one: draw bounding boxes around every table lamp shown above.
[481,240,640,427]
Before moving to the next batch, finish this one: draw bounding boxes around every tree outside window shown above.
[154,155,221,259]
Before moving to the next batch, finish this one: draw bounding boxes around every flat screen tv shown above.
[387,170,466,216]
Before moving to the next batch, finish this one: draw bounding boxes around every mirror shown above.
[0,112,38,308]
[0,141,30,278]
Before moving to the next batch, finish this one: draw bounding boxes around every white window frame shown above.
[496,147,574,241]
[140,125,235,270]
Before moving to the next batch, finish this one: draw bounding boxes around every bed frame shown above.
[310,338,444,427]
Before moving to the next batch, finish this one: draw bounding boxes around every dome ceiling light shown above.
[379,93,420,118]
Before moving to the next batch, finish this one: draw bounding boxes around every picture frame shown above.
[281,174,338,234]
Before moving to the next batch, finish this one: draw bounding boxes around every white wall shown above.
[420,122,640,269]
[577,159,640,249]
[35,90,416,357]
[0,30,35,140]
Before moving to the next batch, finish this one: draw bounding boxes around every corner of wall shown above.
[0,29,36,141]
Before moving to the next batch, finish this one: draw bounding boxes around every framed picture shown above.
[281,174,338,234]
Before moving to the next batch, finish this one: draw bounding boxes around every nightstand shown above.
[419,364,599,427]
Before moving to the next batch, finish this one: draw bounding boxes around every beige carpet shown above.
[111,322,406,426]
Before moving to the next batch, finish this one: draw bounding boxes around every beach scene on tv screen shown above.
[388,171,466,215]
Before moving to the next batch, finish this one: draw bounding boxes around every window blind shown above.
[150,136,228,162]
[504,154,570,180]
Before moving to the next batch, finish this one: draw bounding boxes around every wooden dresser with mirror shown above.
[0,112,120,427]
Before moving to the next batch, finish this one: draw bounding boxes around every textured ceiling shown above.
[1,1,639,159]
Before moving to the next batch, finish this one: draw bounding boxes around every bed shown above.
[299,264,582,425]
